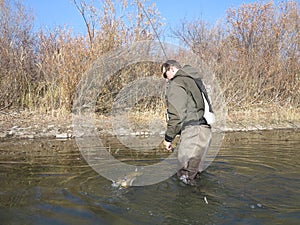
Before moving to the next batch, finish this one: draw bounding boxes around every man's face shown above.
[162,66,175,81]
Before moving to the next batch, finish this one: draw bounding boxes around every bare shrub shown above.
[0,0,163,113]
[0,0,36,109]
[96,62,162,113]
[225,1,300,107]
[35,28,90,112]
[72,0,164,113]
[72,0,162,54]
[1,0,298,119]
[173,0,300,109]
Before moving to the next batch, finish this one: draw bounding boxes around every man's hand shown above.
[163,140,172,152]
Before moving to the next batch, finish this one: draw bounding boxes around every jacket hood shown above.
[175,65,201,79]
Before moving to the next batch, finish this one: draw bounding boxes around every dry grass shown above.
[226,104,300,131]
[0,0,162,112]
[0,0,299,130]
[173,0,300,109]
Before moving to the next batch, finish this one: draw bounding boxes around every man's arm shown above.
[165,82,187,142]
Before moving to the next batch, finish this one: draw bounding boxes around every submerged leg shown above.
[177,125,212,185]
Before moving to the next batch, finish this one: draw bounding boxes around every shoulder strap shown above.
[173,74,214,113]
[191,77,213,113]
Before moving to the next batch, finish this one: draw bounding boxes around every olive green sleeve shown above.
[165,82,187,141]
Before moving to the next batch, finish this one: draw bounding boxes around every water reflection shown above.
[0,130,299,224]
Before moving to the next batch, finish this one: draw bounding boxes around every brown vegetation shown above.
[173,1,299,109]
[0,0,299,128]
[0,0,162,112]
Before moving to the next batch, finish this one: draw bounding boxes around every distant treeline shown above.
[0,0,299,113]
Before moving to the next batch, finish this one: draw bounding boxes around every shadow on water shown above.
[0,130,299,225]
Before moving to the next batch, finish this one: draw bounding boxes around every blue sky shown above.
[23,0,263,35]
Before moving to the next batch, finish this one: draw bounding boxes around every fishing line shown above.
[136,0,168,60]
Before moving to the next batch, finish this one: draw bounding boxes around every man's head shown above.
[161,60,181,80]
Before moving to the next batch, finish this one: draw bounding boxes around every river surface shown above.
[0,130,299,225]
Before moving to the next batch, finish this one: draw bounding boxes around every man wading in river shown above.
[161,60,213,186]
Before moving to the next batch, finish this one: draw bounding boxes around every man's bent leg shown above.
[177,125,212,184]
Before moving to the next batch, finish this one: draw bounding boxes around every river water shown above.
[0,130,299,225]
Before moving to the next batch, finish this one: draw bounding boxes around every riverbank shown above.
[0,106,299,140]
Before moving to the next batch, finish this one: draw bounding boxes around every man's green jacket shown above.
[165,65,205,142]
